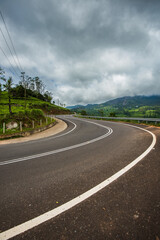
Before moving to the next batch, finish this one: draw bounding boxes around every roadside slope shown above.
[0,118,67,145]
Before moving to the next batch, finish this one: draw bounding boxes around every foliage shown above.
[0,67,5,82]
[11,85,45,100]
[98,109,104,116]
[0,109,56,136]
[3,77,13,114]
[0,67,70,125]
[0,91,71,115]
[109,112,116,117]
[11,85,26,98]
[0,109,44,122]
[44,91,52,103]
[19,75,47,100]
[0,67,68,111]
[29,109,45,119]
[81,110,87,115]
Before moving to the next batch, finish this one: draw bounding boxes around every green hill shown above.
[0,91,71,115]
[102,95,160,108]
[69,95,160,118]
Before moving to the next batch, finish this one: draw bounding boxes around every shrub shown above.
[81,110,87,115]
[30,109,45,120]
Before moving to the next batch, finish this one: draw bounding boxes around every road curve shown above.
[0,116,159,240]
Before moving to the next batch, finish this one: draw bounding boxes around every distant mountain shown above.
[67,105,84,109]
[102,95,160,108]
[68,95,160,118]
[69,95,160,110]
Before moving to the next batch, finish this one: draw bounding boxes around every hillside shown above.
[0,91,71,115]
[69,95,160,118]
[102,95,160,108]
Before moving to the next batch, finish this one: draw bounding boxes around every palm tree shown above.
[0,83,2,98]
[3,77,13,114]
[0,67,6,99]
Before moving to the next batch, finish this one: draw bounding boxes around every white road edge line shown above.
[45,118,77,140]
[0,122,156,240]
[0,120,112,166]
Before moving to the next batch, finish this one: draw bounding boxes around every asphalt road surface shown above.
[0,116,160,240]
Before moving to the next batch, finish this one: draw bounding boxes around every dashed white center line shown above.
[0,121,112,166]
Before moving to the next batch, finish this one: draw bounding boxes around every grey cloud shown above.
[0,0,160,105]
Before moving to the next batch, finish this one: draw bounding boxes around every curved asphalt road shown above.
[0,116,159,240]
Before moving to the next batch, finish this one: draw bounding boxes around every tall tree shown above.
[27,77,35,91]
[19,73,32,109]
[20,72,27,109]
[98,109,104,116]
[34,77,45,94]
[0,67,6,99]
[3,77,13,114]
[0,67,6,83]
[0,83,2,98]
[44,91,52,103]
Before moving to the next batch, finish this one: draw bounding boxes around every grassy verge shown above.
[0,109,56,139]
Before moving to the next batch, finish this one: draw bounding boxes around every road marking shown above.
[43,118,77,140]
[6,118,77,145]
[0,121,113,166]
[0,121,156,240]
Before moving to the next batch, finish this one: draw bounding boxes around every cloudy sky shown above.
[0,0,160,105]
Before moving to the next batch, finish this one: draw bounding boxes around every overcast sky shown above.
[0,0,160,105]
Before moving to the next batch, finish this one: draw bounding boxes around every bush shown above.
[81,110,87,115]
[0,113,10,123]
[0,109,45,124]
[109,112,116,117]
[30,109,45,120]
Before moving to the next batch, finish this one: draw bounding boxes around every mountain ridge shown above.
[68,95,160,109]
[68,95,160,118]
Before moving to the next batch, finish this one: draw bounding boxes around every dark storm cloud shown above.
[0,0,160,105]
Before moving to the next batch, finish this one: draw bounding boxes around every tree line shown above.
[0,67,54,114]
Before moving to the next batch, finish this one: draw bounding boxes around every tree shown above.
[11,85,26,98]
[44,91,52,103]
[0,68,6,99]
[28,77,35,91]
[109,112,116,117]
[0,67,5,82]
[3,77,13,114]
[81,110,87,115]
[34,77,45,95]
[19,72,27,109]
[98,109,104,116]
[0,83,2,97]
[0,68,6,96]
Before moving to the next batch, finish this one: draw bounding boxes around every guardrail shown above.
[77,115,160,124]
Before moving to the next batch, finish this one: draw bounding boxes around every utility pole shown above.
[21,72,26,109]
